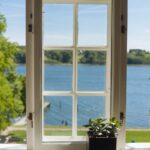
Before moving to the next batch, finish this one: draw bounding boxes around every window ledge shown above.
[126,143,150,150]
[43,136,87,143]
[0,143,150,150]
[0,144,26,150]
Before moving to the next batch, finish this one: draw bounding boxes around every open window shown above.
[26,0,127,150]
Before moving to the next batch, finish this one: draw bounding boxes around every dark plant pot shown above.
[88,137,117,150]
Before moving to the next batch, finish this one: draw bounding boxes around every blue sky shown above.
[0,0,150,51]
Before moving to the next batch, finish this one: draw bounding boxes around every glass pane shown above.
[77,96,105,136]
[78,51,106,91]
[78,4,107,46]
[43,96,72,137]
[43,4,73,47]
[44,50,72,91]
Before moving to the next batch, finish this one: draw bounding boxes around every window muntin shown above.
[42,1,111,141]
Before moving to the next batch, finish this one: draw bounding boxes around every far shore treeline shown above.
[15,46,150,65]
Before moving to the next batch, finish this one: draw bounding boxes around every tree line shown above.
[15,47,150,65]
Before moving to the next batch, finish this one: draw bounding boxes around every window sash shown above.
[42,2,111,138]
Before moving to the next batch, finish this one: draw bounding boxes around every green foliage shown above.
[0,14,6,34]
[44,50,106,64]
[0,14,25,131]
[79,51,106,64]
[14,46,26,64]
[87,118,120,138]
[128,49,150,64]
[15,48,150,65]
[0,75,24,130]
[44,50,72,64]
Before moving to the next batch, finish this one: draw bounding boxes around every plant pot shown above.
[88,137,117,150]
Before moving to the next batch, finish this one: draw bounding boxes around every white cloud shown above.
[128,38,150,51]
[80,6,107,14]
[78,33,107,46]
[44,34,72,46]
[6,14,24,18]
[4,3,24,9]
[144,29,150,33]
[44,35,71,40]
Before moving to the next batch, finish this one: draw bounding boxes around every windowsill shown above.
[0,143,150,150]
[43,136,87,143]
[126,143,150,150]
[0,144,26,150]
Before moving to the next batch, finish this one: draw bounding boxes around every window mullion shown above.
[72,2,78,138]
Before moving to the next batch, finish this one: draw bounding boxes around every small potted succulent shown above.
[87,117,120,150]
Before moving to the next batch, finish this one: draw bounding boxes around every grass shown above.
[2,129,150,143]
[8,131,26,143]
[12,125,26,128]
[126,131,150,143]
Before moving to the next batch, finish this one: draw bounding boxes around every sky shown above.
[0,0,150,51]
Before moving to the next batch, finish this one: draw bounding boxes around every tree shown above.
[0,14,24,131]
[14,46,26,64]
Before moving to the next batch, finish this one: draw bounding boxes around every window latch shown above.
[28,112,33,128]
[120,112,125,125]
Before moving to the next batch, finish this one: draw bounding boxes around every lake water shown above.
[17,65,150,128]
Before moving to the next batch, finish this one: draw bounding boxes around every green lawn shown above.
[3,129,150,143]
[126,131,150,143]
[8,131,26,143]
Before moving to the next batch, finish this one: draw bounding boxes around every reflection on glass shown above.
[44,50,72,91]
[78,50,106,91]
[43,4,73,46]
[77,96,105,135]
[78,4,107,46]
[43,96,72,136]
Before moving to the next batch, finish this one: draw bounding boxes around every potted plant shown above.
[87,117,120,150]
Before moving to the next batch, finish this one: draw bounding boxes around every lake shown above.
[17,64,150,128]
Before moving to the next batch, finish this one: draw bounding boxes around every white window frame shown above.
[111,0,127,149]
[26,0,127,149]
[42,0,112,140]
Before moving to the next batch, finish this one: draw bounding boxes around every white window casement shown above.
[26,0,127,150]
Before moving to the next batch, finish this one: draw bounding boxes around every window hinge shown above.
[28,24,33,33]
[121,14,127,34]
[28,112,33,128]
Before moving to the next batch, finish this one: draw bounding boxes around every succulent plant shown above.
[87,117,120,138]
